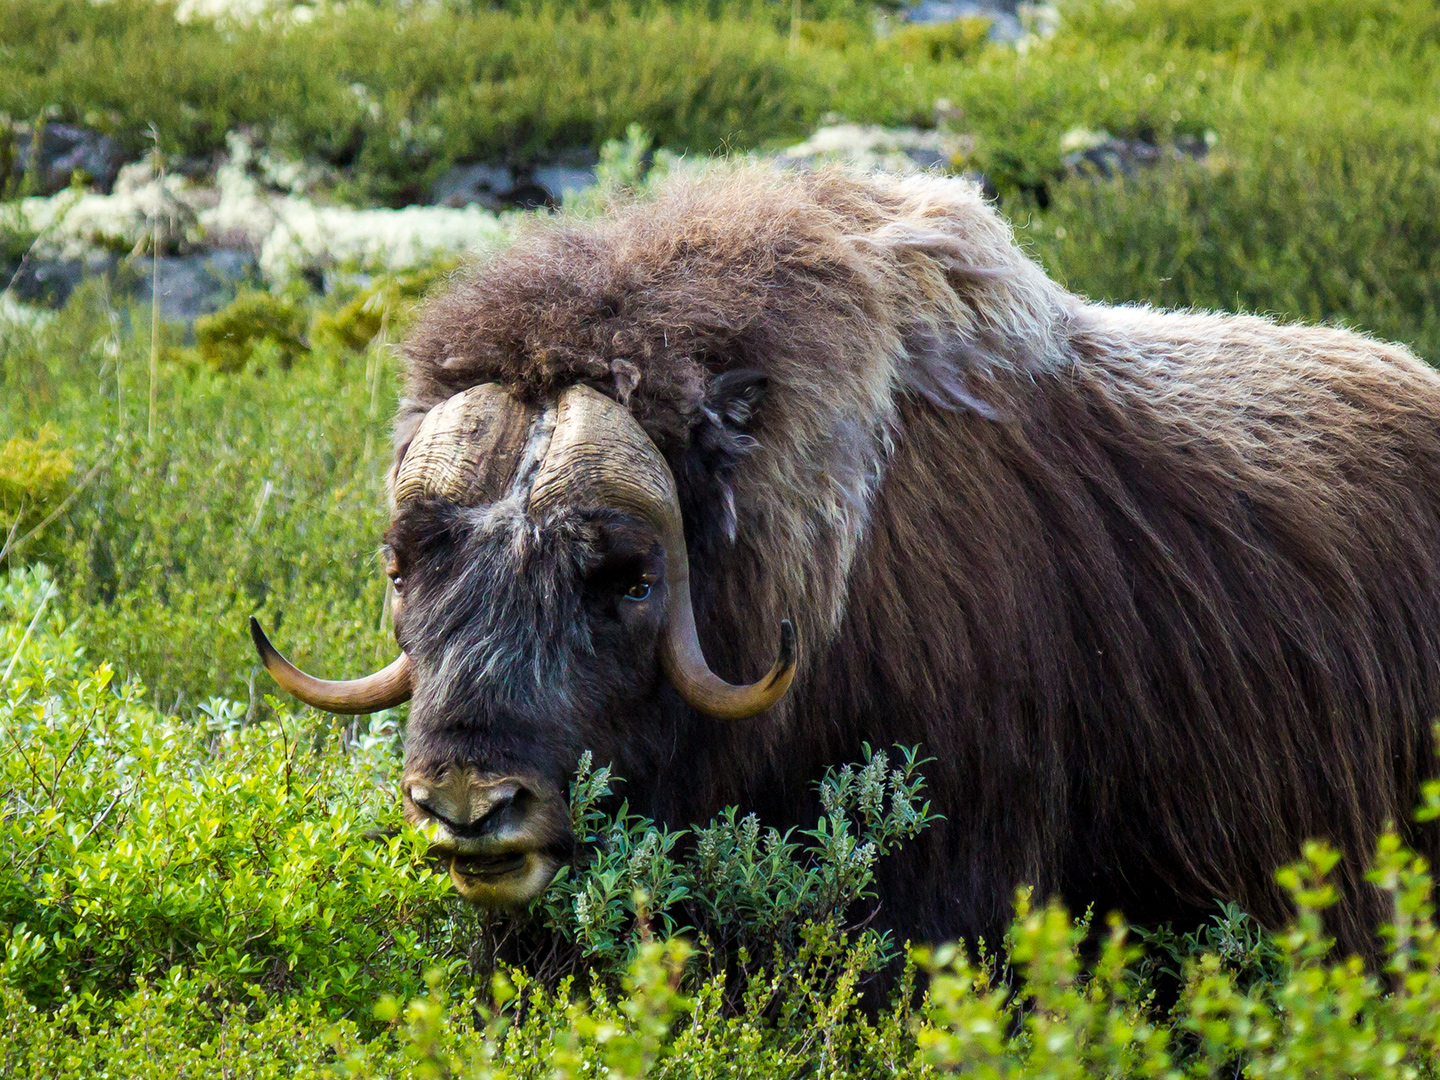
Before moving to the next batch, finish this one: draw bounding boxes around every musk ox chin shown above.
[252,166,1440,957]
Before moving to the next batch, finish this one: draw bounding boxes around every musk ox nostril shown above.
[404,774,539,840]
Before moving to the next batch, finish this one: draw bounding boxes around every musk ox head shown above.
[248,165,1058,910]
[250,379,795,906]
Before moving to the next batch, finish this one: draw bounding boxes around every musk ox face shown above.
[387,499,667,905]
[250,379,796,908]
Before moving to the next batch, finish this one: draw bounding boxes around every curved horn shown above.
[530,385,797,719]
[393,382,540,507]
[250,617,412,714]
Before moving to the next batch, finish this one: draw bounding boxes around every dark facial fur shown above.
[388,499,672,795]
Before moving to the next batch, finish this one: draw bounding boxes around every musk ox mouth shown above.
[401,766,572,907]
[445,849,563,907]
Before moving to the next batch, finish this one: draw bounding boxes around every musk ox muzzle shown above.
[249,382,797,906]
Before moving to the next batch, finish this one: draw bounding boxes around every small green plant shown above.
[885,18,992,64]
[194,288,309,374]
[12,562,1440,1076]
[0,425,74,551]
[473,743,938,993]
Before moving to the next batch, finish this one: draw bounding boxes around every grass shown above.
[8,563,1440,1078]
[7,0,1440,355]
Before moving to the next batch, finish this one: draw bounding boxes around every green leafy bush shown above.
[0,425,74,543]
[479,744,936,987]
[0,565,930,1072]
[10,3,1440,1073]
[195,288,310,373]
[0,0,820,204]
[10,578,1440,1080]
[1024,105,1440,361]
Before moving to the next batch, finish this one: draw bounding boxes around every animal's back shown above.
[833,295,1440,957]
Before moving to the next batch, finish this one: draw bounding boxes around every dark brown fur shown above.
[398,166,1440,957]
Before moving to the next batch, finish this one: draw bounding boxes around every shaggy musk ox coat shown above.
[399,166,1440,958]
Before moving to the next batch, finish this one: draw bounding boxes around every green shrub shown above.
[195,288,310,373]
[884,18,993,65]
[0,566,932,1074]
[1023,108,1440,362]
[10,583,1440,1080]
[0,425,74,543]
[481,744,937,988]
[0,0,821,204]
[1061,0,1440,55]
[311,261,460,354]
[11,3,1440,1072]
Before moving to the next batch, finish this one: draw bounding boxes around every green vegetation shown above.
[10,562,1440,1077]
[5,0,1440,352]
[8,0,1440,1074]
[1,0,813,204]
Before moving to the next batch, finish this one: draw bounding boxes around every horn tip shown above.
[778,619,797,668]
[765,619,798,692]
[249,616,280,668]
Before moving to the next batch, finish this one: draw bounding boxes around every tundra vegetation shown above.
[7,0,1440,1075]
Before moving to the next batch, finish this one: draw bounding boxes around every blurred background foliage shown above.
[3,0,1439,346]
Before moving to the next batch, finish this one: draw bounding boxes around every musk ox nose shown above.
[409,777,525,840]
[401,766,570,908]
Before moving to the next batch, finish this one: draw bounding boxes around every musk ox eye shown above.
[390,573,405,591]
[624,581,651,601]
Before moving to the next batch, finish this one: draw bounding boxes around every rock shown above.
[428,155,597,210]
[1060,128,1210,180]
[6,251,118,308]
[531,165,597,206]
[16,160,203,261]
[778,124,972,176]
[132,250,258,323]
[12,133,510,286]
[4,248,253,320]
[429,163,514,210]
[10,123,129,195]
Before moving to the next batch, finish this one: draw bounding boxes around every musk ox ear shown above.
[705,368,768,433]
[680,369,768,546]
[901,323,1006,421]
[696,368,767,474]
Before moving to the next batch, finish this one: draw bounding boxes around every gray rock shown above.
[133,250,258,323]
[777,124,971,176]
[6,251,118,307]
[10,123,130,195]
[531,166,597,205]
[6,248,254,318]
[903,146,951,171]
[429,163,514,210]
[1062,135,1208,180]
[428,159,596,209]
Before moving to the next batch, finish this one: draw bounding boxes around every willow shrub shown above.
[1,563,928,1075]
[1024,101,1440,364]
[0,269,402,707]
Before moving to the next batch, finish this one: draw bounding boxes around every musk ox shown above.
[252,166,1440,959]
